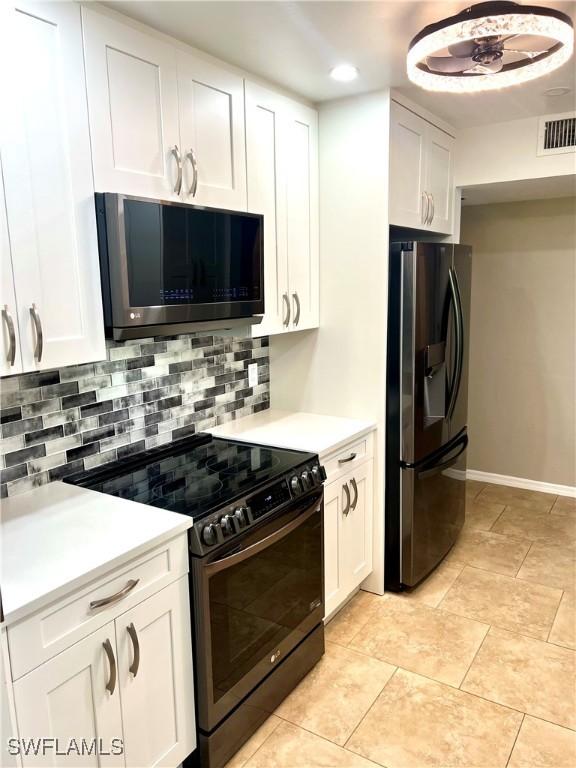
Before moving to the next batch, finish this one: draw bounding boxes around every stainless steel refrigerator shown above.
[385,241,472,590]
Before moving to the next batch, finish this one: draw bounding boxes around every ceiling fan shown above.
[407,1,574,92]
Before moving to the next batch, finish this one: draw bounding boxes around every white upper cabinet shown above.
[177,52,246,210]
[2,1,105,372]
[245,82,288,335]
[285,102,319,331]
[246,83,319,336]
[426,123,454,235]
[82,9,247,211]
[82,6,181,199]
[389,101,455,235]
[0,167,22,376]
[389,102,427,229]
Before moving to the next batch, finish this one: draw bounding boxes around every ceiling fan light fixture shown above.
[407,2,574,93]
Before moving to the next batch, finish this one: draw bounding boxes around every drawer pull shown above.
[89,579,139,611]
[127,622,140,677]
[350,477,358,511]
[338,452,357,465]
[102,638,116,695]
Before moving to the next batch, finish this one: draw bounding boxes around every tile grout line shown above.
[545,587,565,644]
[342,666,401,756]
[505,713,525,768]
[457,620,491,690]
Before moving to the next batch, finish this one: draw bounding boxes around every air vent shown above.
[537,112,576,156]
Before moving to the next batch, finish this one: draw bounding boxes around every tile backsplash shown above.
[0,334,269,498]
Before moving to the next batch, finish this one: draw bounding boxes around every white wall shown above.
[462,197,576,489]
[456,115,576,188]
[270,90,391,593]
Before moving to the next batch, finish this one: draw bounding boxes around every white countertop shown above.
[211,410,376,456]
[0,482,194,626]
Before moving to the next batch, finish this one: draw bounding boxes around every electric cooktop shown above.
[65,433,317,521]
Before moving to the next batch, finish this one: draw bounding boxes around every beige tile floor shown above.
[226,484,576,768]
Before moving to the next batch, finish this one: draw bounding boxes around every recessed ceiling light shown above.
[407,1,574,93]
[545,86,571,97]
[330,64,359,82]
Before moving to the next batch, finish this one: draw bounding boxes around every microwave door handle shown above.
[205,494,322,576]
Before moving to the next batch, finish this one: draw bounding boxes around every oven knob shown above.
[220,515,234,537]
[234,507,248,528]
[290,475,302,495]
[202,524,217,547]
[301,470,311,489]
[311,465,322,484]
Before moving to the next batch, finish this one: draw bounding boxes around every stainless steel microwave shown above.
[95,193,264,340]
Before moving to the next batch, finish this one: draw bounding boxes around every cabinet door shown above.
[245,82,288,336]
[0,163,22,375]
[285,101,319,332]
[425,124,454,234]
[2,1,105,371]
[389,102,427,229]
[116,578,195,768]
[82,7,181,199]
[13,623,124,767]
[341,460,374,590]
[178,52,246,210]
[323,478,344,619]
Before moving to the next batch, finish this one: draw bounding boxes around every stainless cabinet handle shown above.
[282,293,291,327]
[171,145,183,194]
[429,193,435,225]
[187,148,198,197]
[102,638,117,695]
[127,622,140,677]
[89,578,139,610]
[338,452,357,465]
[29,304,43,362]
[350,477,358,511]
[292,292,301,326]
[2,306,16,366]
[342,483,351,516]
[421,192,429,225]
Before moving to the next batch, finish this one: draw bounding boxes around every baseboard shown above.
[466,469,576,498]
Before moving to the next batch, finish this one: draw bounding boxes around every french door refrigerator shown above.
[385,241,472,590]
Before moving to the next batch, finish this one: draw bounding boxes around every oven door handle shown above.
[205,494,322,576]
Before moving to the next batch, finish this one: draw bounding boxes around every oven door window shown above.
[208,508,322,705]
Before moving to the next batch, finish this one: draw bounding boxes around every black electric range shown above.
[66,432,326,768]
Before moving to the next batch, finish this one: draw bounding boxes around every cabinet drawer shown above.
[8,534,189,680]
[322,432,374,484]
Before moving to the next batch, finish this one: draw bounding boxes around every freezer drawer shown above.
[401,432,467,587]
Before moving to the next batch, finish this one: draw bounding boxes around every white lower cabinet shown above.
[324,458,374,619]
[116,578,195,768]
[11,565,195,767]
[13,622,125,767]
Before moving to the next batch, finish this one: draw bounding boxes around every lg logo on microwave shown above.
[129,312,141,319]
[270,649,281,664]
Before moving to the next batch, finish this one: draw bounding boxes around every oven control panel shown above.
[189,460,326,556]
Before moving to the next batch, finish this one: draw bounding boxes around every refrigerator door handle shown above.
[416,433,468,480]
[446,266,464,420]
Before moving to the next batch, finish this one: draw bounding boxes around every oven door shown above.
[192,491,324,732]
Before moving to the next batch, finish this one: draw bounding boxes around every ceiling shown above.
[461,174,576,204]
[105,1,576,127]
